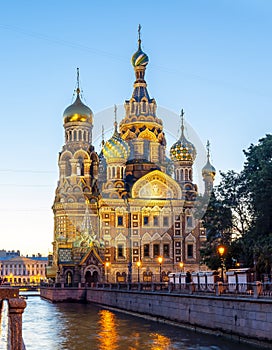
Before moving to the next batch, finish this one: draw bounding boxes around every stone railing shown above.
[0,287,26,350]
[91,281,272,299]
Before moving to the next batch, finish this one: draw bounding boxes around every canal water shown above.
[22,295,264,350]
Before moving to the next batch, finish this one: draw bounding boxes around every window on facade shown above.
[143,216,149,226]
[187,244,194,258]
[153,244,160,257]
[163,244,170,258]
[187,216,193,227]
[153,216,159,226]
[143,244,150,257]
[163,216,169,227]
[175,215,180,221]
[117,244,124,258]
[117,216,123,226]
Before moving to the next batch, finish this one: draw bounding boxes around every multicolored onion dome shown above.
[63,89,93,124]
[103,129,130,162]
[202,159,216,178]
[131,47,149,67]
[170,134,196,162]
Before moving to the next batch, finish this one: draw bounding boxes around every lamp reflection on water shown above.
[98,310,118,350]
[150,333,171,349]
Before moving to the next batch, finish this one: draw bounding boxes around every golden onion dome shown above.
[202,159,216,178]
[63,88,93,124]
[170,110,196,163]
[170,135,196,162]
[103,123,130,162]
[202,141,216,178]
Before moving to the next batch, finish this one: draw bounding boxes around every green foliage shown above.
[202,134,272,277]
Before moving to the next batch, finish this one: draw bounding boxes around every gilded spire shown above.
[114,104,118,133]
[101,125,105,147]
[138,24,142,49]
[180,109,185,137]
[76,67,80,95]
[206,140,211,161]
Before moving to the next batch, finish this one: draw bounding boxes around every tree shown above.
[197,191,233,270]
[217,170,253,238]
[243,134,272,236]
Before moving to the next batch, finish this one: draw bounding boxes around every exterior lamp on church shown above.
[218,245,226,282]
[158,256,163,282]
[179,261,184,272]
[136,260,141,283]
[105,262,110,283]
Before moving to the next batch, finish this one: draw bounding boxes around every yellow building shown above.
[47,29,215,284]
[0,254,47,284]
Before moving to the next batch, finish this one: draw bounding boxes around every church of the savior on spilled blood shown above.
[46,29,216,284]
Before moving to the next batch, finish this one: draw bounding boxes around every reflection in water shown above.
[97,310,118,350]
[22,296,263,350]
[150,333,171,350]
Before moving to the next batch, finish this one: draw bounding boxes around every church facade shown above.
[46,31,216,284]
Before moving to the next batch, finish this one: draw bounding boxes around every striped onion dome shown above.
[170,113,196,162]
[103,123,130,162]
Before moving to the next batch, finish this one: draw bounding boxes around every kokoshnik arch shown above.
[46,27,216,285]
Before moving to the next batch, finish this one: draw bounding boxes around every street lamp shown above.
[158,256,163,282]
[136,260,141,283]
[179,261,184,272]
[218,245,226,282]
[105,262,110,282]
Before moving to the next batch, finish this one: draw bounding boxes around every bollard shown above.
[215,282,224,296]
[8,298,27,350]
[253,281,263,298]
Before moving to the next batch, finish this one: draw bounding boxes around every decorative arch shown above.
[132,170,182,199]
[151,233,161,241]
[74,150,90,160]
[162,233,171,241]
[138,128,157,141]
[59,151,73,162]
[142,232,152,241]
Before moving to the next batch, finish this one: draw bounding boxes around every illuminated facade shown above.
[47,30,215,284]
[0,254,47,284]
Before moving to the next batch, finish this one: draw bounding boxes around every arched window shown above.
[77,156,84,176]
[73,130,77,142]
[65,159,71,176]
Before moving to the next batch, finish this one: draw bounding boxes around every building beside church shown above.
[46,30,215,284]
[0,251,47,284]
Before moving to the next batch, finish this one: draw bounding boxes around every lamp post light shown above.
[105,262,110,282]
[158,256,163,282]
[136,260,141,283]
[218,245,226,282]
[179,261,184,272]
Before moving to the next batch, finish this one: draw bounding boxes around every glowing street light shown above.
[136,260,141,283]
[105,262,110,282]
[218,245,226,282]
[158,256,163,282]
[179,261,184,272]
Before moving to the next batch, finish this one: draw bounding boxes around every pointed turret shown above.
[202,140,216,194]
[170,110,196,184]
[62,68,94,150]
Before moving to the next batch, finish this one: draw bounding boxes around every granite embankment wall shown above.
[40,287,272,345]
[40,286,87,302]
[86,288,272,345]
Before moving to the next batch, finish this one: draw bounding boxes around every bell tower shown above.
[50,69,100,280]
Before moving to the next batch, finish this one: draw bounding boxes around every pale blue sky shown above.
[0,0,271,255]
